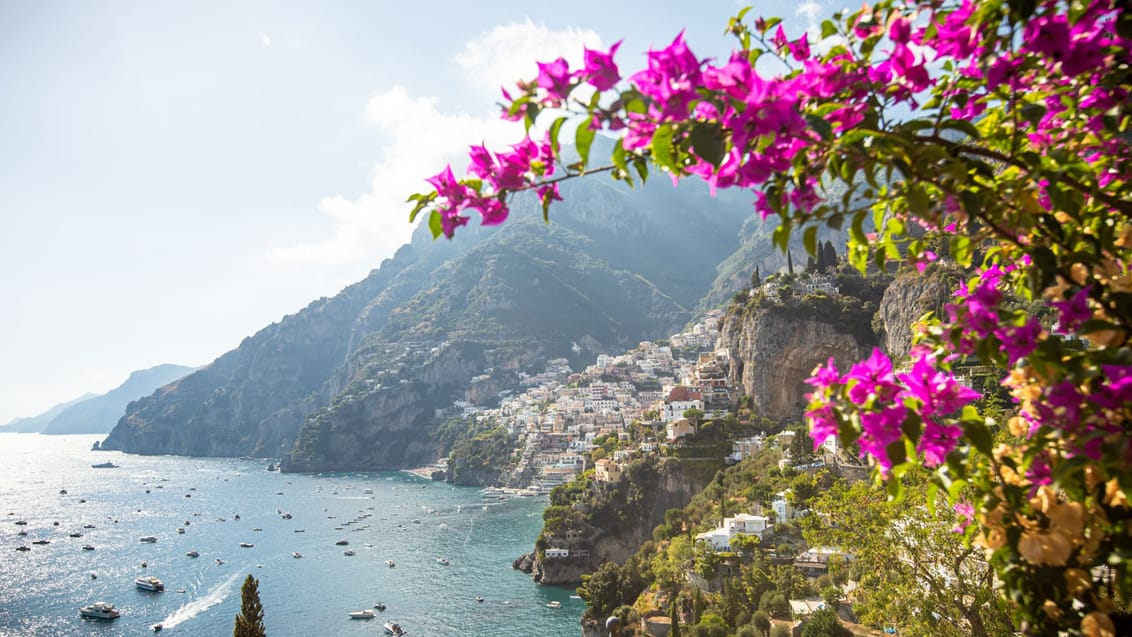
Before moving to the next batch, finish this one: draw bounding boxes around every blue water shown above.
[0,434,583,636]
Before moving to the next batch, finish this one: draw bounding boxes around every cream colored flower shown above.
[1082,611,1115,637]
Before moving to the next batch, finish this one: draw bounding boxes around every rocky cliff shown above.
[515,457,716,587]
[877,265,960,361]
[721,304,875,423]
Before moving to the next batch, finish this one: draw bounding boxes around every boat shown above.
[91,462,119,469]
[79,601,120,619]
[240,542,254,548]
[292,552,302,558]
[15,546,30,552]
[177,528,185,534]
[385,560,395,567]
[546,601,562,608]
[383,621,407,635]
[82,545,95,551]
[348,609,376,619]
[436,557,449,565]
[335,540,349,546]
[139,536,157,543]
[69,532,83,537]
[186,551,200,557]
[215,559,224,565]
[31,539,49,545]
[475,596,484,603]
[343,550,356,556]
[135,576,165,592]
[153,623,164,631]
[374,602,386,611]
[83,524,96,529]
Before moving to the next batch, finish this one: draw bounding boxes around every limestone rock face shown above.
[522,458,713,588]
[877,267,957,361]
[720,307,873,422]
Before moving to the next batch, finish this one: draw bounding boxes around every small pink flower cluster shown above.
[944,265,1041,367]
[805,347,979,473]
[426,134,559,237]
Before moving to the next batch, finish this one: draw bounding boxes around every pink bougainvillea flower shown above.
[536,57,573,103]
[806,404,839,450]
[844,348,900,404]
[583,41,622,91]
[897,355,980,418]
[1050,286,1091,333]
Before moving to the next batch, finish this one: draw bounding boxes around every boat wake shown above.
[463,513,477,547]
[159,570,242,629]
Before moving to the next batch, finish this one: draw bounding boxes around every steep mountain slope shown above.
[101,174,753,466]
[2,393,96,433]
[41,364,196,434]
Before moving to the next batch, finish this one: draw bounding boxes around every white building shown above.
[695,513,774,551]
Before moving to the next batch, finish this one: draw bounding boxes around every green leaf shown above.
[575,123,596,168]
[803,226,818,256]
[961,420,993,456]
[690,122,726,167]
[651,125,676,172]
[761,17,782,33]
[428,210,444,239]
[548,116,568,155]
[612,141,628,173]
[804,113,834,141]
[820,19,838,39]
[940,118,981,140]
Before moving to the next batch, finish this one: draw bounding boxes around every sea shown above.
[0,434,583,636]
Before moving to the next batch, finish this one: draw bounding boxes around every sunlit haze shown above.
[0,0,825,423]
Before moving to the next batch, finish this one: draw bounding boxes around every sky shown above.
[0,0,837,424]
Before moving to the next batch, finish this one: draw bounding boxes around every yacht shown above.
[335,540,349,546]
[292,551,302,558]
[79,601,120,619]
[436,557,449,565]
[139,536,157,543]
[384,621,407,635]
[385,560,395,567]
[186,551,200,558]
[348,609,376,619]
[546,601,562,608]
[91,461,119,469]
[374,602,386,611]
[135,576,165,592]
[240,542,254,548]
[82,545,95,551]
[343,550,356,556]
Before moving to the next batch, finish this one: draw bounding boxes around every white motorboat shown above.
[348,609,376,619]
[292,551,302,558]
[436,557,449,565]
[343,550,356,556]
[186,550,200,557]
[79,601,120,619]
[135,576,165,592]
[385,560,395,567]
[384,621,407,635]
[239,542,254,548]
[91,461,119,469]
[546,601,562,608]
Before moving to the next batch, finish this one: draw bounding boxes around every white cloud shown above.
[267,21,601,270]
[454,19,602,98]
[259,33,272,47]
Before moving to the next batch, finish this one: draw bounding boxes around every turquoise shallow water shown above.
[0,434,583,636]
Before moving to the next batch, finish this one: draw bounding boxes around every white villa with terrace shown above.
[695,513,774,551]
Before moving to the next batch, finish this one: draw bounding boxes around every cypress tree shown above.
[787,251,794,276]
[669,598,681,637]
[233,574,266,637]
